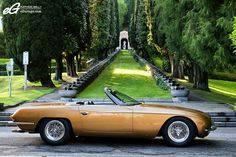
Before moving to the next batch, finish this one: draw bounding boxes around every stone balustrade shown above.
[130,50,189,102]
[59,50,119,98]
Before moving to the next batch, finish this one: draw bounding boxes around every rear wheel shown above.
[39,119,72,145]
[162,117,196,147]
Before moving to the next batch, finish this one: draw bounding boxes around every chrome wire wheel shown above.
[167,121,190,143]
[44,120,65,141]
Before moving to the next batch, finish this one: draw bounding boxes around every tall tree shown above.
[62,0,91,77]
[0,32,5,56]
[2,0,64,87]
[230,17,236,53]
[118,0,128,30]
[182,0,236,90]
[150,0,236,90]
[89,0,119,60]
[109,0,120,51]
[129,0,155,60]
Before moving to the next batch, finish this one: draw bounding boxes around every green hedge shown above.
[0,66,67,76]
[209,71,236,82]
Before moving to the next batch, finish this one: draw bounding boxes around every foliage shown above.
[0,32,5,55]
[89,0,119,60]
[230,17,236,53]
[118,0,128,30]
[181,1,235,71]
[2,0,64,87]
[78,50,171,98]
[149,0,236,90]
[1,0,119,85]
[128,0,155,60]
[209,71,236,82]
[153,56,163,69]
[63,0,90,54]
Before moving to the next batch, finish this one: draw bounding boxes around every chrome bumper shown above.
[8,121,34,125]
[12,129,26,133]
[205,125,217,132]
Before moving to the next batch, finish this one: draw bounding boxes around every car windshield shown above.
[111,90,141,106]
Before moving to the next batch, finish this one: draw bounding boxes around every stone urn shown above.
[58,89,77,98]
[171,88,190,97]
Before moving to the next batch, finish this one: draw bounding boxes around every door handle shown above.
[80,112,89,116]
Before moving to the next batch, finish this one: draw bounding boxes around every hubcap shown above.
[45,120,65,141]
[167,121,190,143]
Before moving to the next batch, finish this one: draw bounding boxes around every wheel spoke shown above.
[44,120,65,141]
[167,121,190,143]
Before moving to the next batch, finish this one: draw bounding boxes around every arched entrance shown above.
[119,31,130,49]
[121,38,128,50]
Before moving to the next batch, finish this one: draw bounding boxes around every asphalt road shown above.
[0,127,236,157]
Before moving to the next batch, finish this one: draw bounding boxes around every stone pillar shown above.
[119,31,131,50]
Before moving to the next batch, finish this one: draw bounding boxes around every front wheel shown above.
[162,117,196,147]
[39,119,72,145]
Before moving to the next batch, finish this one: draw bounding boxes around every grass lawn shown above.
[77,50,171,98]
[0,73,72,106]
[0,76,56,105]
[177,79,236,107]
[209,79,236,96]
[0,58,10,65]
[0,58,57,66]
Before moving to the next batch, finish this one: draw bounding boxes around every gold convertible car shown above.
[11,87,216,147]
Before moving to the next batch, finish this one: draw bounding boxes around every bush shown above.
[209,71,236,82]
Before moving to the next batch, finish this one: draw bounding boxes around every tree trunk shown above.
[78,51,82,70]
[75,54,79,73]
[40,75,55,87]
[75,51,82,72]
[187,65,194,83]
[169,52,174,76]
[169,52,184,79]
[54,54,63,81]
[65,54,77,77]
[172,63,184,79]
[193,63,209,91]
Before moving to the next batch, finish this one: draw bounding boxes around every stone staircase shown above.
[1,111,236,127]
[0,112,15,127]
[209,112,236,127]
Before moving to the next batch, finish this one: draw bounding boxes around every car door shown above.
[79,105,133,134]
[132,105,165,138]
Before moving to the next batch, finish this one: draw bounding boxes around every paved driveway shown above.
[0,127,236,157]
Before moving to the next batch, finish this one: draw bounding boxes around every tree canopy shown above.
[128,0,236,90]
[118,0,128,30]
[0,32,5,56]
[2,0,64,87]
[2,0,119,86]
[230,17,236,53]
[1,0,235,90]
[89,0,119,60]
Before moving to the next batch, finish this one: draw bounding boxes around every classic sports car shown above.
[11,87,216,147]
